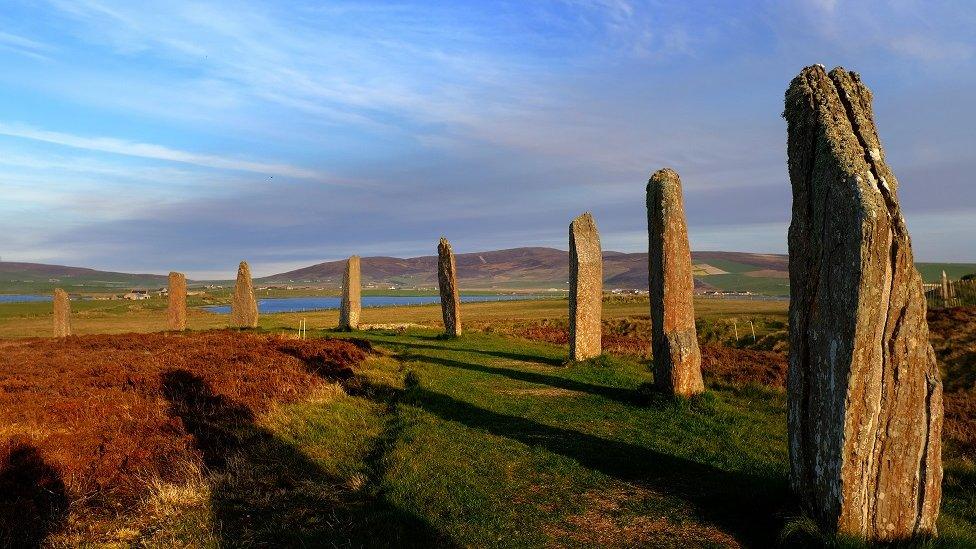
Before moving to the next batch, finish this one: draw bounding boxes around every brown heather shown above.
[0,332,367,534]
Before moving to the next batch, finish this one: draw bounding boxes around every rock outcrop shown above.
[784,65,942,540]
[230,261,258,328]
[647,168,705,396]
[569,213,602,360]
[339,256,361,330]
[437,238,462,337]
[53,288,70,338]
[168,271,187,331]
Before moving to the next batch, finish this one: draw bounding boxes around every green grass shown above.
[142,327,975,547]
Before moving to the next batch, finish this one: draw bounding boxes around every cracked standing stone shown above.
[784,64,942,540]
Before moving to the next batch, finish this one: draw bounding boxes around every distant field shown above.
[917,263,976,282]
[698,274,791,296]
[0,297,788,339]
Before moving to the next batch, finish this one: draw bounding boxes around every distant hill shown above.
[2,252,972,296]
[263,247,798,293]
[0,262,169,293]
[265,248,976,296]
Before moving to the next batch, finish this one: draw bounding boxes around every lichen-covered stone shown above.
[53,288,70,338]
[569,212,602,360]
[230,261,258,328]
[339,256,361,330]
[168,271,187,331]
[785,64,942,540]
[437,238,461,337]
[647,168,704,396]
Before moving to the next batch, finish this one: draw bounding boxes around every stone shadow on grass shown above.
[403,353,640,406]
[161,369,455,548]
[357,378,790,548]
[0,441,68,548]
[377,337,566,367]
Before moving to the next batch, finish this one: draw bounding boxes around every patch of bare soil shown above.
[545,485,739,548]
[497,387,583,397]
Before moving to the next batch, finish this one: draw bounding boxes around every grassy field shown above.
[24,325,965,547]
[2,298,973,546]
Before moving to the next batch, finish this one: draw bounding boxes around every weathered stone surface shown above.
[941,270,950,303]
[53,288,70,338]
[647,168,704,396]
[168,271,187,331]
[569,212,602,360]
[230,261,258,328]
[339,256,361,330]
[437,238,462,337]
[785,65,942,540]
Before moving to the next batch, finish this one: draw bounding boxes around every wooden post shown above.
[732,319,739,341]
[750,320,756,342]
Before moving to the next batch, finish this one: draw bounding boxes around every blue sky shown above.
[0,0,973,277]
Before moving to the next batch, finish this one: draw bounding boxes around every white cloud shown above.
[0,30,53,60]
[0,122,324,180]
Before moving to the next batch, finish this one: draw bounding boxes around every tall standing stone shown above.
[647,168,705,396]
[569,213,602,361]
[785,65,942,540]
[168,271,187,331]
[437,238,462,337]
[339,256,361,330]
[52,288,70,338]
[230,261,258,328]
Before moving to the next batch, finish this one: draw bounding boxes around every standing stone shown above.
[168,271,187,331]
[569,213,602,361]
[941,270,950,305]
[52,288,70,338]
[230,261,258,328]
[647,168,705,396]
[784,65,942,540]
[339,256,361,330]
[437,238,462,337]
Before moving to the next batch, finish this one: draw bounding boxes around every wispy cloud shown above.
[0,122,324,180]
[0,31,53,60]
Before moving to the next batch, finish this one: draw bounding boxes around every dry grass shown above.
[545,485,740,548]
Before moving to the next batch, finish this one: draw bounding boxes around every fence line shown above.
[925,279,975,309]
